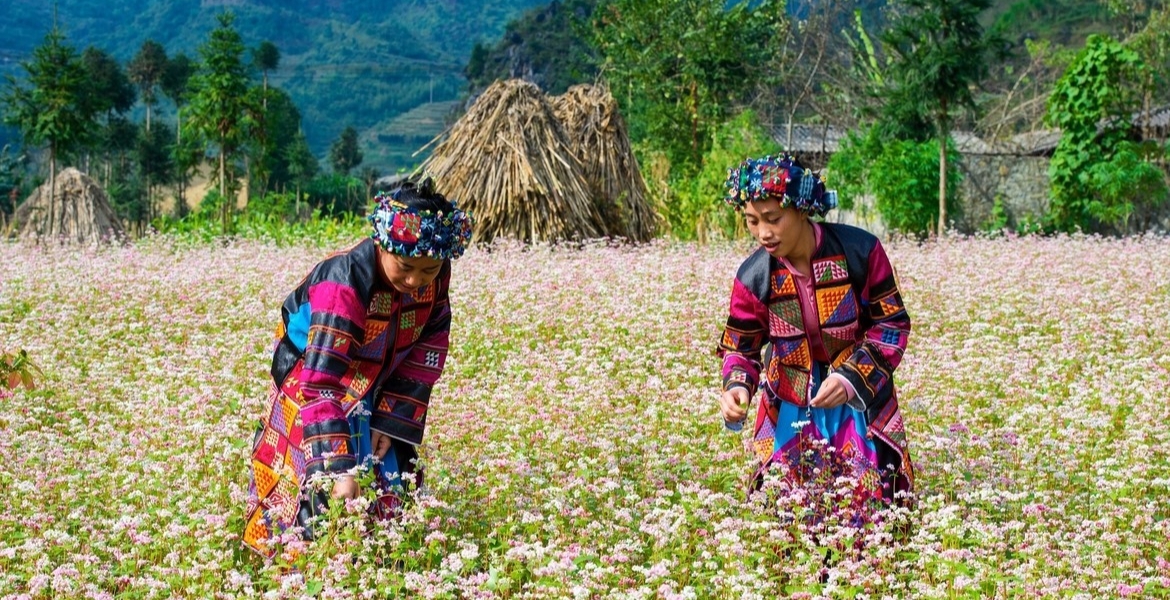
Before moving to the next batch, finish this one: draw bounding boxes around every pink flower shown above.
[1118,584,1144,596]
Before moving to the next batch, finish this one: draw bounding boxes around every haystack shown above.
[13,167,123,243]
[419,79,603,244]
[551,83,659,242]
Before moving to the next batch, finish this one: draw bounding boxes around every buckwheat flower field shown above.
[1,234,1169,599]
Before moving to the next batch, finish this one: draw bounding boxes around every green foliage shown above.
[466,0,600,95]
[1083,141,1169,230]
[153,203,367,246]
[128,39,168,128]
[184,12,256,231]
[2,24,97,164]
[592,0,785,176]
[329,126,363,176]
[869,138,962,236]
[0,144,28,221]
[304,173,365,216]
[1046,34,1148,232]
[672,110,782,240]
[252,41,281,76]
[989,0,1113,48]
[284,130,319,198]
[880,0,1003,232]
[245,191,299,221]
[0,349,42,391]
[824,131,873,212]
[82,47,136,117]
[136,121,174,192]
[161,53,196,109]
[252,88,306,195]
[829,129,962,236]
[107,170,148,224]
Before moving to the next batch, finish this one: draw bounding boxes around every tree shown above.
[1,23,97,237]
[881,0,1004,234]
[128,40,168,133]
[328,125,363,176]
[284,129,318,212]
[1046,35,1152,231]
[184,12,254,233]
[592,0,785,175]
[252,41,280,109]
[160,52,196,207]
[253,88,304,195]
[82,47,136,119]
[82,46,136,183]
[136,122,174,225]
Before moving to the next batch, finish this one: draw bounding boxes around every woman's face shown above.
[377,248,444,295]
[743,199,808,259]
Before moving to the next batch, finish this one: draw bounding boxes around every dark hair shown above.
[389,176,456,213]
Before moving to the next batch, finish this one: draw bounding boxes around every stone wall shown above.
[826,153,1170,237]
[955,155,1051,232]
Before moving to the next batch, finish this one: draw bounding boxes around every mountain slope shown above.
[0,0,545,170]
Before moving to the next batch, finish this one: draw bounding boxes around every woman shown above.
[244,178,473,556]
[716,155,913,515]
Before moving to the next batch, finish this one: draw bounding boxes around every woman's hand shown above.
[372,431,391,460]
[331,475,359,500]
[810,376,849,409]
[719,387,750,424]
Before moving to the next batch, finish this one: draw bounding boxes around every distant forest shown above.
[0,0,546,169]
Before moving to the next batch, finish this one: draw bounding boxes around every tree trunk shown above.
[938,101,948,236]
[219,143,227,235]
[938,134,947,236]
[145,102,152,134]
[49,146,57,239]
[262,72,268,110]
[176,110,186,212]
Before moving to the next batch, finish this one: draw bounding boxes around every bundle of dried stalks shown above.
[418,79,603,244]
[551,83,659,242]
[13,167,124,244]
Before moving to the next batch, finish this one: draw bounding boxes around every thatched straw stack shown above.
[13,167,124,243]
[551,83,659,242]
[419,79,603,244]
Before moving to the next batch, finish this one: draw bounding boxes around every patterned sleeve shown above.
[716,277,769,395]
[299,280,366,479]
[835,240,911,411]
[370,271,451,445]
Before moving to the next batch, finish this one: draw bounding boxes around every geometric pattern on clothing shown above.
[752,407,777,463]
[771,338,811,369]
[353,318,392,361]
[821,323,858,366]
[813,255,849,284]
[424,350,441,368]
[402,284,436,306]
[369,292,396,316]
[815,284,855,326]
[876,291,905,317]
[768,298,804,333]
[396,310,422,346]
[720,326,763,353]
[244,385,309,557]
[768,309,804,338]
[880,327,906,347]
[768,361,810,405]
[771,269,797,297]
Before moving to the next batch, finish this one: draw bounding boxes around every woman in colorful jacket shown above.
[716,155,913,515]
[244,178,473,556]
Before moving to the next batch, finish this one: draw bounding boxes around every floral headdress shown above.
[723,154,838,217]
[368,182,474,260]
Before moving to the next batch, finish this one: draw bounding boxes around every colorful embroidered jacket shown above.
[271,238,451,480]
[717,224,910,446]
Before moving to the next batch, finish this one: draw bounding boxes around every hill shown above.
[0,0,545,170]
